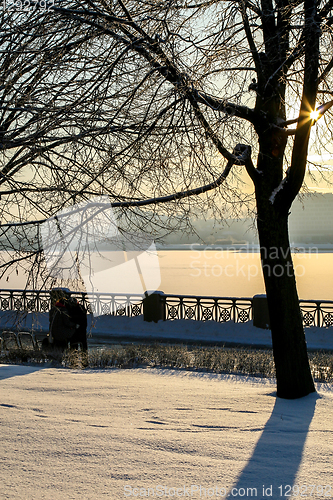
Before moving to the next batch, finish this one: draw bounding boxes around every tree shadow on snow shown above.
[229,392,319,499]
[0,364,46,381]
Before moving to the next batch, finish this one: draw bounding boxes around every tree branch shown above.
[195,91,256,123]
[274,0,320,209]
[238,0,263,78]
[318,56,333,84]
[1,143,254,229]
[52,6,246,162]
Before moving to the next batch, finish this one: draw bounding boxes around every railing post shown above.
[143,291,165,322]
[252,294,270,329]
[316,301,321,327]
[161,294,166,320]
[197,297,201,321]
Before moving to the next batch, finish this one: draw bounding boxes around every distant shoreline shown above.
[156,243,333,252]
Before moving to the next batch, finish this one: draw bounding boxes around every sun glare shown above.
[310,109,320,121]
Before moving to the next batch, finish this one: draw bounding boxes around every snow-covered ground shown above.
[87,315,333,351]
[1,311,333,350]
[0,365,332,499]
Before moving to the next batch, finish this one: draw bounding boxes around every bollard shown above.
[252,294,270,329]
[143,291,165,323]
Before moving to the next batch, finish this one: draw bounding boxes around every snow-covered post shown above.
[252,295,270,329]
[143,291,165,323]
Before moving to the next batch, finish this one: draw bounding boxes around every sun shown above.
[310,109,320,121]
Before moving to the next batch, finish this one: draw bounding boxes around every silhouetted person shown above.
[44,297,87,352]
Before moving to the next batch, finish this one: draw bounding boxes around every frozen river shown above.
[158,248,333,301]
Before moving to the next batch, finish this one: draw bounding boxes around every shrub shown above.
[1,344,332,382]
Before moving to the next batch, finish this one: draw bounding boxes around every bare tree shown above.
[2,0,333,397]
[0,9,108,286]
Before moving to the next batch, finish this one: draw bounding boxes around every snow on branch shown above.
[269,178,287,204]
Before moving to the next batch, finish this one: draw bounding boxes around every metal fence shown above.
[299,300,333,328]
[0,289,333,328]
[164,295,252,323]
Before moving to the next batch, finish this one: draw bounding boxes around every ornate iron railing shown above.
[0,290,144,318]
[0,289,333,328]
[82,293,144,317]
[0,289,51,313]
[299,300,333,328]
[164,295,252,323]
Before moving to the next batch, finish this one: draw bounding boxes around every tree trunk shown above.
[256,197,316,399]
